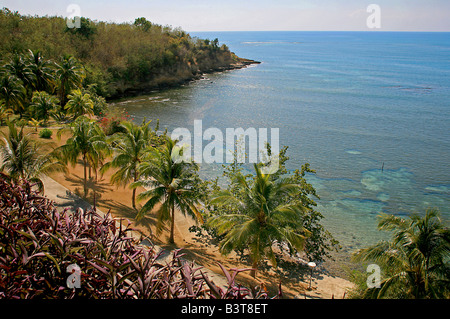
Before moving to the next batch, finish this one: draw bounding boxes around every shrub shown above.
[0,176,278,299]
[39,128,53,138]
[98,107,131,135]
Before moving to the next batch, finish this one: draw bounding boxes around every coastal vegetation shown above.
[0,7,249,101]
[56,116,109,197]
[208,163,310,278]
[350,209,449,299]
[0,177,274,299]
[100,119,161,209]
[0,121,65,191]
[131,136,204,244]
[204,148,340,278]
[0,8,448,300]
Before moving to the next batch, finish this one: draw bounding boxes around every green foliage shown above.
[134,17,152,32]
[208,163,310,277]
[39,128,52,139]
[56,116,108,196]
[0,8,239,100]
[0,102,12,125]
[0,45,92,121]
[0,178,277,299]
[352,209,450,299]
[0,74,26,113]
[204,145,340,277]
[29,91,58,124]
[3,53,36,98]
[65,17,97,39]
[0,121,65,191]
[131,136,202,244]
[64,89,94,119]
[28,118,41,131]
[26,49,55,92]
[54,55,85,107]
[101,119,160,208]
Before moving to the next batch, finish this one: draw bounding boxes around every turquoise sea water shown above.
[112,32,450,252]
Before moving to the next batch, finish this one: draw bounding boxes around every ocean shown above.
[111,31,450,254]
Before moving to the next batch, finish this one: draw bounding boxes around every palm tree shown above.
[353,209,450,299]
[3,53,36,95]
[57,116,108,197]
[101,120,155,209]
[0,102,13,126]
[208,164,310,277]
[29,91,59,125]
[28,118,42,132]
[0,74,26,114]
[64,89,94,119]
[0,121,65,191]
[26,49,55,93]
[131,136,202,244]
[54,55,85,108]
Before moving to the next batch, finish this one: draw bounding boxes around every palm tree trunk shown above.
[251,260,258,278]
[83,154,87,197]
[169,203,175,244]
[132,171,137,209]
[132,188,136,209]
[59,81,65,109]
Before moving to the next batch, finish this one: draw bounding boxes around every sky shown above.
[2,0,450,32]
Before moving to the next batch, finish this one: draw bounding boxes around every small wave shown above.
[424,185,450,194]
[382,85,433,94]
[346,150,362,155]
[377,192,390,202]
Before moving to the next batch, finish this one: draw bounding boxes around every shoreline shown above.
[0,125,353,298]
[39,128,352,299]
[105,57,261,101]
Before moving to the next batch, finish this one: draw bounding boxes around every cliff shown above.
[0,8,260,100]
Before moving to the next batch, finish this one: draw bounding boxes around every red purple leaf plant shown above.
[0,176,281,299]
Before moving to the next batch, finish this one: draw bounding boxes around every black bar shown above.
[1,299,448,318]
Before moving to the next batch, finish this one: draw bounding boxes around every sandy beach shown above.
[18,127,353,299]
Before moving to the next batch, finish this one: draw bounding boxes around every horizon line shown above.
[187,30,450,33]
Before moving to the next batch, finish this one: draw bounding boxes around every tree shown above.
[29,91,59,125]
[54,55,85,108]
[0,74,26,114]
[26,49,55,93]
[201,145,338,277]
[353,209,450,299]
[65,17,97,39]
[28,118,41,132]
[131,136,203,244]
[0,121,65,191]
[208,163,310,278]
[57,116,108,197]
[0,102,13,125]
[3,53,36,94]
[64,89,94,119]
[134,17,152,31]
[101,120,156,209]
